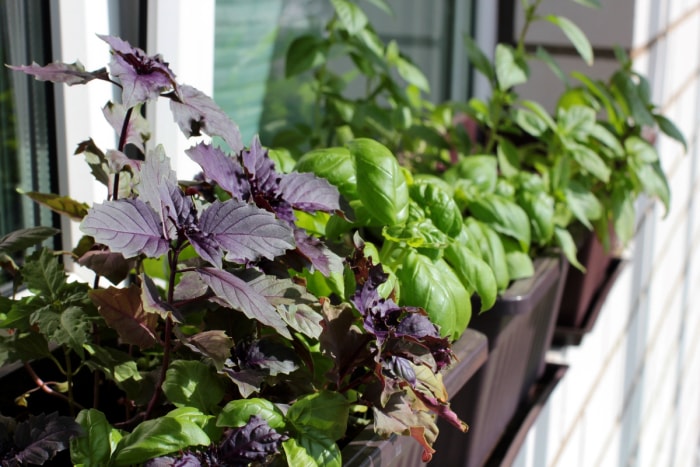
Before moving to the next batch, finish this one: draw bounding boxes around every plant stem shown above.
[112,106,134,201]
[64,349,76,416]
[143,246,180,420]
[24,362,85,411]
[516,0,544,52]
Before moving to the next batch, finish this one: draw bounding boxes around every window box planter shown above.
[553,257,626,346]
[553,227,625,346]
[483,363,568,466]
[341,328,488,466]
[431,256,568,467]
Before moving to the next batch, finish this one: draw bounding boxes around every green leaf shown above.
[611,70,655,126]
[522,100,557,130]
[348,138,409,226]
[590,123,625,157]
[519,190,555,245]
[112,417,210,465]
[565,182,603,229]
[634,161,671,215]
[612,186,636,244]
[34,306,91,358]
[396,57,430,92]
[571,71,624,131]
[446,155,498,193]
[283,432,341,467]
[331,0,368,35]
[409,182,462,238]
[625,136,658,163]
[535,46,568,85]
[568,142,611,182]
[382,203,449,249]
[557,105,596,139]
[287,391,349,442]
[464,34,495,84]
[544,15,593,65]
[396,251,471,339]
[22,248,66,300]
[515,108,548,137]
[502,237,535,280]
[0,227,60,255]
[83,344,142,384]
[70,409,112,467]
[161,360,225,413]
[218,398,286,430]
[497,138,521,178]
[296,147,358,200]
[468,193,531,250]
[654,113,687,151]
[554,226,585,271]
[166,407,221,442]
[443,240,497,312]
[465,218,510,292]
[495,44,528,90]
[285,35,327,78]
[20,191,89,221]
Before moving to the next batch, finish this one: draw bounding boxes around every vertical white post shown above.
[147,0,216,178]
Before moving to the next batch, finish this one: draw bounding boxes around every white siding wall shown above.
[513,1,700,465]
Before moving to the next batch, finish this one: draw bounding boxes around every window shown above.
[211,0,476,143]
[0,0,58,286]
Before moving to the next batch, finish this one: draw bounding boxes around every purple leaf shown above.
[141,274,182,322]
[137,147,195,238]
[185,142,249,200]
[218,416,287,465]
[180,330,233,371]
[221,367,267,398]
[197,268,292,339]
[245,273,323,338]
[174,271,210,302]
[197,200,295,265]
[99,35,177,109]
[278,171,341,213]
[80,198,168,259]
[293,229,344,275]
[89,286,158,348]
[8,60,105,85]
[319,301,374,387]
[105,149,141,173]
[387,356,417,386]
[12,412,83,465]
[241,136,279,194]
[234,338,299,376]
[170,84,243,152]
[77,246,135,285]
[102,101,150,152]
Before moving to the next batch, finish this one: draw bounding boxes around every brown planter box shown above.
[553,258,625,346]
[342,328,489,467]
[484,363,568,466]
[556,229,615,329]
[431,256,568,467]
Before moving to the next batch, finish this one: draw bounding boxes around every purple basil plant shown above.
[1,35,465,466]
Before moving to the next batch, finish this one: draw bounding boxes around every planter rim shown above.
[491,256,563,312]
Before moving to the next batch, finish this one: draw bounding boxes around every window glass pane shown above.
[213,0,327,144]
[212,0,473,144]
[0,0,57,285]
